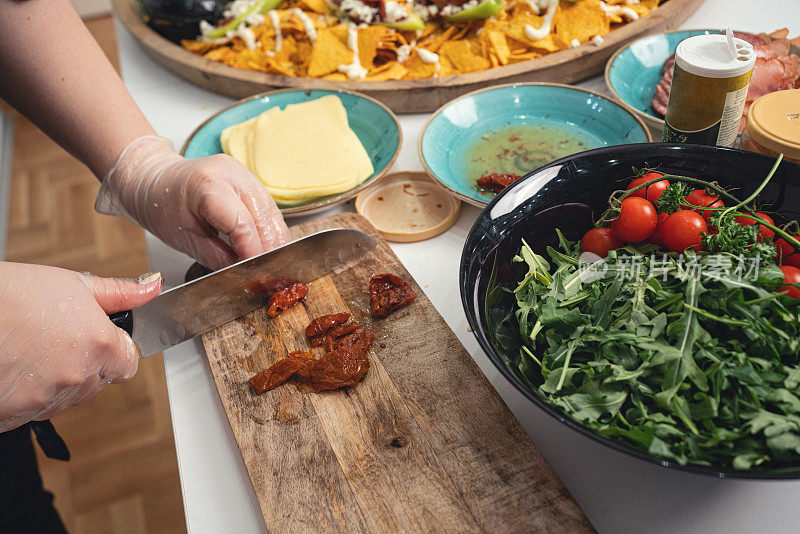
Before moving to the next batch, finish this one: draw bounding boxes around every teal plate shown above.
[605,29,727,130]
[182,89,401,216]
[418,83,652,207]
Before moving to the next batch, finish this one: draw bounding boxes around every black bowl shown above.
[460,143,800,479]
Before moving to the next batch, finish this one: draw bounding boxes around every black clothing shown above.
[0,423,68,533]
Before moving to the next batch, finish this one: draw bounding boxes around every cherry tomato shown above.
[662,210,708,253]
[611,197,658,243]
[735,212,776,242]
[779,265,800,299]
[776,234,800,269]
[627,173,670,204]
[581,228,623,259]
[684,189,724,223]
[647,213,670,247]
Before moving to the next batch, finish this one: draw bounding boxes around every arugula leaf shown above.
[510,241,800,471]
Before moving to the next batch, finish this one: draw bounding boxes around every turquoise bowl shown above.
[182,89,401,216]
[605,29,726,130]
[418,83,652,207]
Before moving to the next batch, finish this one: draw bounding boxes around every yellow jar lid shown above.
[746,89,800,160]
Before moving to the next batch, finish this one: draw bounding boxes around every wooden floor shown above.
[3,16,186,533]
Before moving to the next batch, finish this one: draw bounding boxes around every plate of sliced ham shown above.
[605,28,800,132]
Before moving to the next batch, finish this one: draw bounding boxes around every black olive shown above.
[140,0,228,43]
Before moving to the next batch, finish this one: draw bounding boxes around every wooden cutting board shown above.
[201,213,592,532]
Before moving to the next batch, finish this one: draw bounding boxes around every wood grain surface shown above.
[201,213,593,532]
[112,0,704,113]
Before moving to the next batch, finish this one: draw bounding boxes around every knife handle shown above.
[109,310,133,336]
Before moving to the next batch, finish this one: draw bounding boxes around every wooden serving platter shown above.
[200,213,593,532]
[113,0,703,113]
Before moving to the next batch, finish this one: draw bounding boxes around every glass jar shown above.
[740,88,800,164]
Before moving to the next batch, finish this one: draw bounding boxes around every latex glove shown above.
[95,136,291,270]
[0,262,162,432]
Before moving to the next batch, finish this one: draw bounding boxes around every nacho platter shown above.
[113,0,704,113]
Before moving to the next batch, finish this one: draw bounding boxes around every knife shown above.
[109,228,376,357]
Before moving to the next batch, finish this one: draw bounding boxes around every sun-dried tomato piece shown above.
[266,282,308,317]
[305,312,351,338]
[477,173,521,194]
[246,277,298,301]
[369,274,416,318]
[248,351,315,394]
[334,329,375,352]
[305,330,375,392]
[310,322,362,351]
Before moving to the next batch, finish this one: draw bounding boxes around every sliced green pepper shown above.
[444,0,503,23]
[382,12,426,31]
[208,0,285,39]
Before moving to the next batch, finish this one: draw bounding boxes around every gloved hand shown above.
[0,262,162,432]
[95,136,292,270]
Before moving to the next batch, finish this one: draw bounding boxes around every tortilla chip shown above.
[276,35,297,62]
[418,22,440,40]
[404,53,439,79]
[486,30,511,65]
[205,48,234,61]
[508,51,542,62]
[491,12,562,52]
[417,25,457,52]
[358,26,387,69]
[554,0,609,44]
[366,61,408,81]
[181,1,662,81]
[292,40,314,69]
[438,52,456,77]
[181,39,214,54]
[307,29,353,77]
[328,23,350,43]
[298,0,332,14]
[440,41,490,73]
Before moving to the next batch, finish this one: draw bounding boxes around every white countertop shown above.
[115,3,800,532]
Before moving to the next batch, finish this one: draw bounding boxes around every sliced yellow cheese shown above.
[220,95,374,205]
[220,116,256,169]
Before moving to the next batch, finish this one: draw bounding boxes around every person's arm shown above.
[0,0,291,269]
[0,0,152,176]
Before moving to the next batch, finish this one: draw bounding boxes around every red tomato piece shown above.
[734,212,776,242]
[684,189,724,223]
[779,265,800,298]
[776,234,800,268]
[647,213,671,247]
[627,173,670,204]
[611,197,658,243]
[581,228,623,259]
[662,210,708,253]
[477,173,521,194]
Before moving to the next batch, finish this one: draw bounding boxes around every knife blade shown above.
[110,228,376,357]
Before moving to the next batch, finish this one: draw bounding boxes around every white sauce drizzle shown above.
[569,38,580,48]
[599,1,639,20]
[269,10,283,52]
[338,26,368,79]
[524,0,557,41]
[526,0,550,14]
[234,25,258,49]
[416,47,440,65]
[291,7,318,42]
[397,44,412,63]
[592,34,604,46]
